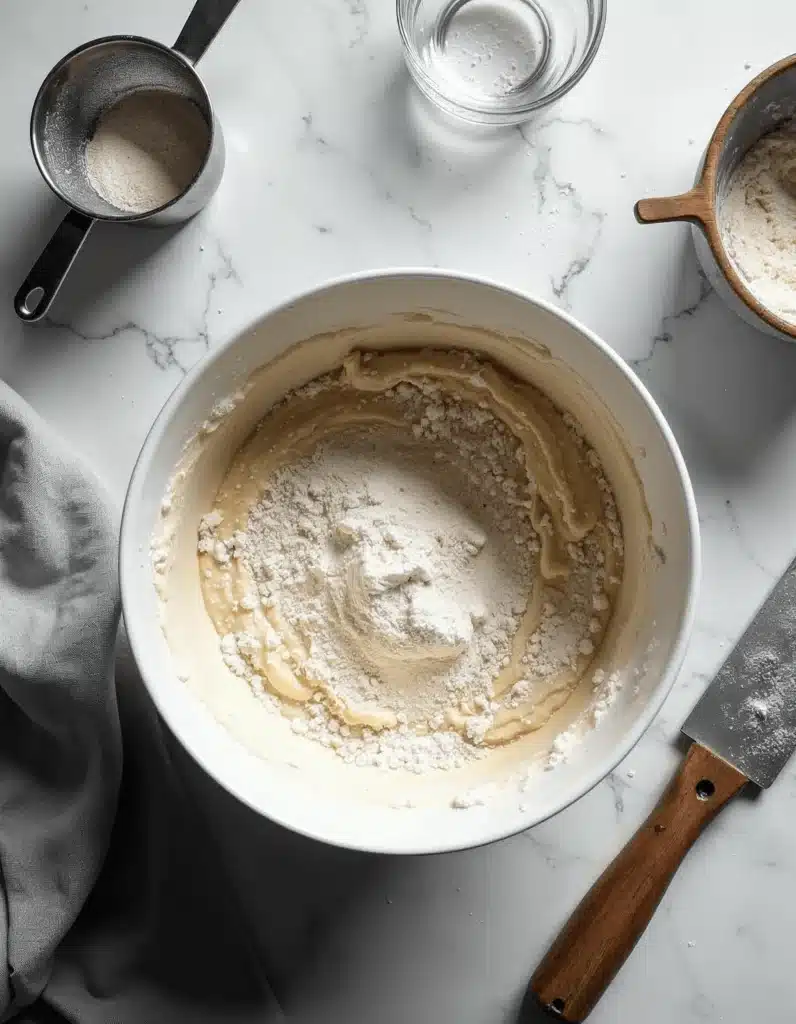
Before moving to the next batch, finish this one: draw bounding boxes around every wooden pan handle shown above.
[634,186,711,226]
[530,743,747,1022]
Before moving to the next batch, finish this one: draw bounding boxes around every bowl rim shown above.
[395,0,608,125]
[635,52,796,340]
[120,268,701,855]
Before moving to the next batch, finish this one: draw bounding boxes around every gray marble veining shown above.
[2,0,796,1020]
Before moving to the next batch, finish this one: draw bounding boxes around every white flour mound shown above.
[198,377,623,777]
[721,122,796,324]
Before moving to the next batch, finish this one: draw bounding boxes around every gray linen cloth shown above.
[0,381,283,1023]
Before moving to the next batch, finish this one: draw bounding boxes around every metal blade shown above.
[683,555,796,788]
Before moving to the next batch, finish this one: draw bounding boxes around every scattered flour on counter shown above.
[721,121,796,324]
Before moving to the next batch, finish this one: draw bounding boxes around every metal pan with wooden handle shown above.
[634,53,796,345]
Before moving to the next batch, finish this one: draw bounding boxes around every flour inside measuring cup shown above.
[720,121,796,325]
[85,89,209,214]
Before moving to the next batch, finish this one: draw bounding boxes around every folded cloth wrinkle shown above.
[0,382,283,1024]
[0,383,121,1021]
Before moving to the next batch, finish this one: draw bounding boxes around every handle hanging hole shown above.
[20,286,45,317]
[549,997,566,1016]
[695,779,715,800]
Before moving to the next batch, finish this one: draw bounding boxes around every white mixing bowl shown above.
[120,271,699,854]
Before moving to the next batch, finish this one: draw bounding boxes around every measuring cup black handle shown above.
[14,211,94,323]
[173,0,243,64]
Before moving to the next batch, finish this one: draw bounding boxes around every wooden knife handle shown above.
[530,743,748,1022]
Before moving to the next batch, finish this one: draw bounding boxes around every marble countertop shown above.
[4,0,796,1020]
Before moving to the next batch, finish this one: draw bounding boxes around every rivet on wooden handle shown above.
[530,743,748,1023]
[634,186,711,226]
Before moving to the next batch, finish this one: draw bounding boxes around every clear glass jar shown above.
[397,0,606,126]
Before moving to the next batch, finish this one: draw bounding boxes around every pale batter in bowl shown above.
[157,346,629,789]
[125,272,697,848]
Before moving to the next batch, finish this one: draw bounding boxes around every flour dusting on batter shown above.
[191,349,625,775]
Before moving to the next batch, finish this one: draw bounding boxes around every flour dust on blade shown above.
[528,556,796,1022]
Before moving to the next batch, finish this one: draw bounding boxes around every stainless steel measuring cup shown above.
[15,0,241,322]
